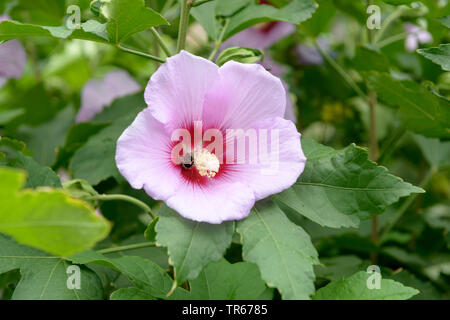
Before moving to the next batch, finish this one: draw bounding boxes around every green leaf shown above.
[54,122,110,170]
[236,202,318,300]
[413,134,450,169]
[0,20,110,43]
[155,205,234,284]
[313,271,419,300]
[224,0,317,40]
[100,0,168,44]
[352,45,389,72]
[0,109,24,125]
[417,44,450,72]
[0,137,61,188]
[17,107,75,166]
[366,72,450,139]
[274,139,424,228]
[381,0,414,5]
[187,259,273,300]
[70,116,132,185]
[0,234,104,300]
[215,47,264,66]
[437,16,450,28]
[70,250,173,299]
[110,287,156,300]
[315,255,364,281]
[0,167,110,256]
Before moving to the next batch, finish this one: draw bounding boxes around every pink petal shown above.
[116,108,182,201]
[166,180,255,224]
[405,35,418,52]
[202,61,286,130]
[144,50,219,131]
[417,30,432,44]
[225,117,306,200]
[261,56,296,122]
[76,70,141,122]
[0,40,26,84]
[221,22,295,50]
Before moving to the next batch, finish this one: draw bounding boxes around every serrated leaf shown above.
[187,259,273,300]
[0,167,110,256]
[100,0,168,44]
[69,94,145,185]
[0,20,109,43]
[110,287,156,300]
[313,271,419,300]
[236,202,318,300]
[413,134,450,169]
[417,44,450,72]
[17,107,75,166]
[0,137,61,188]
[0,234,103,300]
[70,249,173,298]
[155,206,233,284]
[366,72,450,139]
[274,139,424,228]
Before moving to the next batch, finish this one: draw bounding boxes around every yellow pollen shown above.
[193,149,220,178]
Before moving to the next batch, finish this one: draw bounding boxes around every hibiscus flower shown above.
[75,70,141,122]
[115,51,306,224]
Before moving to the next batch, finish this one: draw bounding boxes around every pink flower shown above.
[115,51,306,224]
[75,70,141,122]
[0,15,26,89]
[404,23,432,52]
[221,21,295,51]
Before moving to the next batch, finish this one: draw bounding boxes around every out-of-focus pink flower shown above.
[0,15,26,88]
[75,70,141,122]
[222,22,295,51]
[404,23,432,52]
[116,51,306,224]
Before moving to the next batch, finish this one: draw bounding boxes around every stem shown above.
[117,44,166,63]
[97,242,156,254]
[166,267,178,297]
[85,194,155,219]
[374,6,408,44]
[367,0,379,264]
[192,0,214,7]
[177,0,193,52]
[381,168,435,238]
[378,126,407,164]
[315,39,367,100]
[208,18,230,61]
[150,27,172,57]
[377,33,408,48]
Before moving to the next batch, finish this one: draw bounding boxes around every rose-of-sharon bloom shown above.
[116,51,306,224]
[221,21,295,51]
[404,23,432,52]
[0,15,26,89]
[75,70,141,122]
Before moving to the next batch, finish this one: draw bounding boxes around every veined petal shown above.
[116,108,181,201]
[226,117,306,200]
[166,180,255,224]
[202,61,286,130]
[144,50,219,130]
